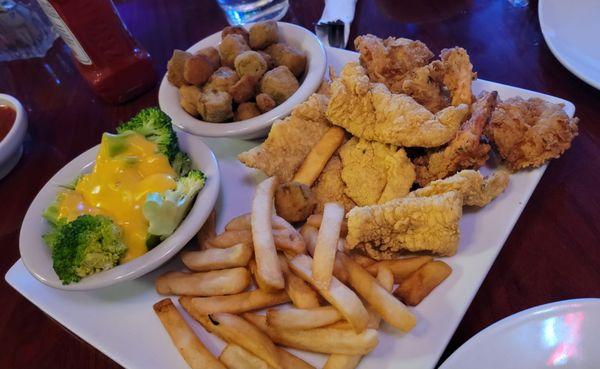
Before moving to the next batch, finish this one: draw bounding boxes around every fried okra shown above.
[234,102,261,121]
[204,66,239,93]
[219,34,251,67]
[249,20,279,49]
[228,75,257,104]
[179,85,202,116]
[222,25,250,44]
[260,66,299,104]
[167,49,192,87]
[183,54,214,85]
[257,50,274,69]
[195,46,220,69]
[234,50,268,79]
[274,181,317,223]
[198,90,233,123]
[265,43,307,77]
[256,93,276,113]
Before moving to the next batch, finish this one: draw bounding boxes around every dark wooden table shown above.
[1,0,599,368]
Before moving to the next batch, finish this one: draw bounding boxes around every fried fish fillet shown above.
[346,191,462,259]
[410,169,509,207]
[486,97,578,170]
[238,93,331,181]
[339,137,415,206]
[401,62,449,113]
[355,34,434,94]
[437,47,476,106]
[312,154,356,213]
[326,63,469,148]
[415,91,498,185]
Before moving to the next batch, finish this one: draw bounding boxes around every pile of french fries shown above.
[153,176,452,369]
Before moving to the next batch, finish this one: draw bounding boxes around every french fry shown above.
[300,225,349,283]
[279,255,320,309]
[156,268,250,296]
[292,127,346,186]
[152,299,226,369]
[197,209,217,250]
[220,344,270,369]
[224,213,292,232]
[339,254,416,332]
[182,310,282,369]
[267,306,342,330]
[244,313,378,355]
[179,289,290,314]
[366,256,433,283]
[394,260,452,306]
[323,266,396,369]
[205,229,252,248]
[306,214,348,237]
[323,354,362,369]
[351,254,376,268]
[181,243,252,271]
[252,177,284,290]
[289,254,368,333]
[324,320,353,330]
[249,259,272,291]
[313,202,345,289]
[220,344,315,369]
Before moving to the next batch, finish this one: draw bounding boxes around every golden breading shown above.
[401,62,449,113]
[312,154,356,214]
[238,94,331,182]
[438,47,476,106]
[346,191,463,259]
[415,91,498,186]
[339,138,415,206]
[326,63,469,148]
[486,97,578,170]
[354,34,433,93]
[410,169,509,207]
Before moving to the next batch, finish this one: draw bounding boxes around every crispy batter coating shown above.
[415,91,498,185]
[438,47,476,106]
[339,138,415,206]
[401,62,449,113]
[326,63,469,147]
[249,20,279,49]
[238,93,331,181]
[179,85,202,116]
[410,169,509,207]
[312,154,356,214]
[274,182,317,222]
[346,191,463,259]
[228,75,257,104]
[260,66,300,104]
[204,66,239,93]
[256,93,276,113]
[183,54,214,85]
[222,26,250,44]
[486,97,578,170]
[219,34,250,68]
[198,90,233,123]
[355,34,434,93]
[234,50,268,79]
[265,43,307,77]
[234,102,261,121]
[167,49,192,87]
[195,47,221,69]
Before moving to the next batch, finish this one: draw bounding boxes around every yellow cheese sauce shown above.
[57,132,176,262]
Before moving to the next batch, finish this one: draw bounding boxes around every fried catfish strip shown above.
[238,94,331,181]
[486,97,578,170]
[401,62,449,113]
[312,154,356,213]
[326,63,469,148]
[355,34,433,93]
[410,169,509,207]
[346,192,462,259]
[415,91,498,185]
[339,138,415,206]
[437,47,476,106]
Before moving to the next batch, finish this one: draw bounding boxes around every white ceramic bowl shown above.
[0,94,27,179]
[158,22,326,139]
[19,132,220,290]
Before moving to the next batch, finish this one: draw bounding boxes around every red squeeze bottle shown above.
[37,0,156,104]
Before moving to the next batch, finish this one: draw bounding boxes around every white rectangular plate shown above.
[5,47,575,369]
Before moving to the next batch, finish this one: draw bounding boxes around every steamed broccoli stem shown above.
[143,169,206,238]
[43,215,127,284]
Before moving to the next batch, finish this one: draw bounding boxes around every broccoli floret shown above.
[143,169,206,238]
[116,107,179,162]
[171,151,192,177]
[43,215,127,285]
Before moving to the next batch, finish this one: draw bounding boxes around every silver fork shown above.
[315,19,346,49]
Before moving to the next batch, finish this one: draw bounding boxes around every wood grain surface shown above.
[1,0,599,368]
